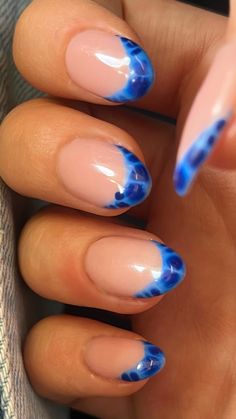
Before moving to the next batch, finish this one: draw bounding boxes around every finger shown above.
[0,99,152,216]
[24,315,166,403]
[208,0,236,170]
[82,101,175,220]
[13,0,154,105]
[19,207,186,313]
[13,0,225,115]
[173,1,236,197]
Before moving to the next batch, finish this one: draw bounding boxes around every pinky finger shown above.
[24,315,165,404]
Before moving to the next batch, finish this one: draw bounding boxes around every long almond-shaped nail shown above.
[57,139,151,209]
[174,42,235,196]
[85,337,165,382]
[85,237,185,298]
[65,30,154,103]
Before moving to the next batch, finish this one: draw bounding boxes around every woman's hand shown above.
[1,0,236,418]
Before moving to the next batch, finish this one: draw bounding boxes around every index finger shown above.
[13,0,154,105]
[13,0,225,115]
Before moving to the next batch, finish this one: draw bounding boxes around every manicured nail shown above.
[85,337,165,382]
[85,237,185,298]
[174,42,235,196]
[57,139,151,209]
[65,30,154,103]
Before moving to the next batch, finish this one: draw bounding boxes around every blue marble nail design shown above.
[106,37,155,103]
[135,241,185,298]
[174,113,232,196]
[121,341,165,382]
[105,145,152,209]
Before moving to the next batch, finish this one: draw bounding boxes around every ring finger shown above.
[19,206,186,314]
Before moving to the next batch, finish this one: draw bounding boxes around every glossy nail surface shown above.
[57,139,151,209]
[174,42,236,196]
[85,237,185,298]
[85,337,165,382]
[65,30,154,103]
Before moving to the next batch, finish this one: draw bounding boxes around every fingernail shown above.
[65,30,154,103]
[85,337,165,382]
[85,237,185,298]
[174,42,235,196]
[57,139,151,209]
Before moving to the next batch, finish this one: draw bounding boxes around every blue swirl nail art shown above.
[106,37,155,103]
[174,113,232,196]
[121,341,165,382]
[135,241,185,299]
[105,145,152,209]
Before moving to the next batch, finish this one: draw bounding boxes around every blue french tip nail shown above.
[106,36,155,103]
[121,341,165,382]
[135,241,186,299]
[105,145,152,209]
[173,113,232,197]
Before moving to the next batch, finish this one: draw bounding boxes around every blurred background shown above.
[188,0,228,13]
[71,0,229,418]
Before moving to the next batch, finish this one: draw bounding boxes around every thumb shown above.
[173,1,236,197]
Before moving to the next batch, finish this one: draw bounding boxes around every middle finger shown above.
[0,99,151,216]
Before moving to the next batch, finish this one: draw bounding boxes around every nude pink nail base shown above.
[85,237,185,298]
[65,30,154,103]
[174,113,231,196]
[57,139,151,209]
[85,337,165,382]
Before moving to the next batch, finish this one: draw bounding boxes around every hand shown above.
[0,1,235,418]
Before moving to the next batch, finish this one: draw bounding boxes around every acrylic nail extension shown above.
[174,42,236,196]
[85,337,165,382]
[65,30,154,103]
[85,237,185,298]
[57,139,151,209]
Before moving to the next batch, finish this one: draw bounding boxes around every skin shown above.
[0,0,236,418]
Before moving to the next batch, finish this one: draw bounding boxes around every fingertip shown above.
[13,0,154,104]
[0,99,151,215]
[66,31,155,104]
[23,315,164,403]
